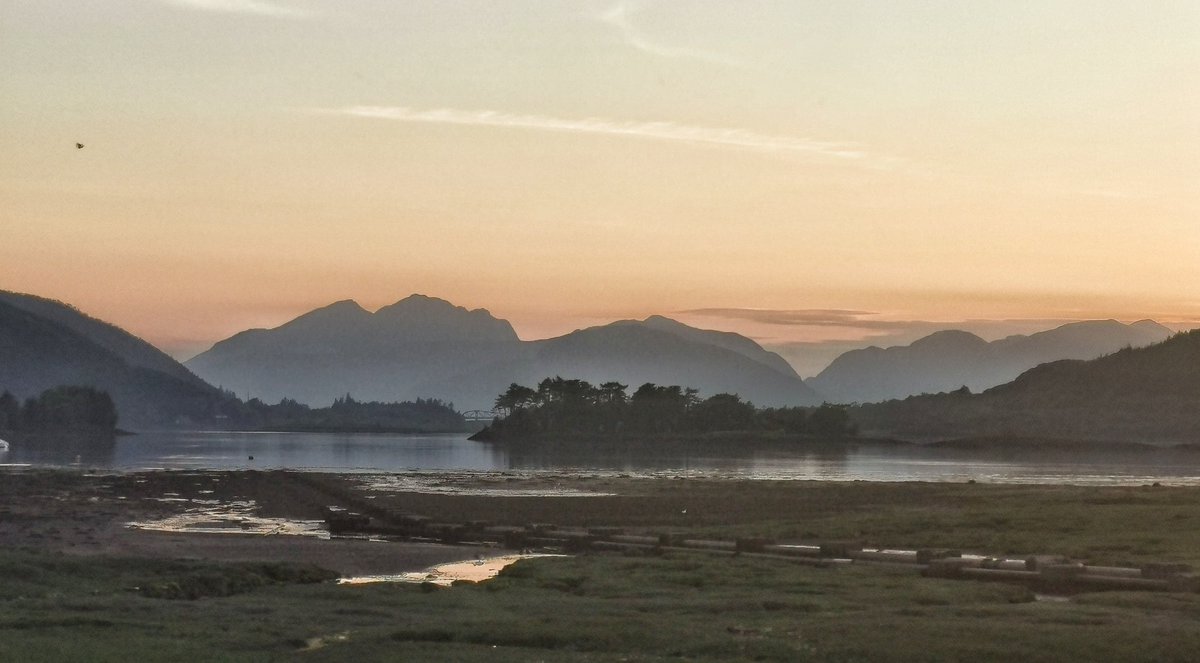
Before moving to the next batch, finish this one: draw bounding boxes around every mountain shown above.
[186,295,526,407]
[620,315,800,379]
[852,329,1200,443]
[421,320,821,410]
[186,298,822,409]
[808,320,1172,403]
[0,292,228,429]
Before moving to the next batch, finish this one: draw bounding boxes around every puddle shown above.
[299,631,350,651]
[358,473,613,497]
[339,553,565,586]
[127,499,327,538]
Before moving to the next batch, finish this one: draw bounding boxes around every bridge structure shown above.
[461,409,500,423]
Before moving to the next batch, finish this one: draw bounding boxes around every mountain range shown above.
[0,291,229,428]
[6,287,1192,442]
[852,328,1200,443]
[808,320,1172,403]
[185,295,822,410]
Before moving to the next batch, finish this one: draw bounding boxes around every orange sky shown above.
[2,2,1197,373]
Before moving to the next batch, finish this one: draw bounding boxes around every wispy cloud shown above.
[682,308,1152,340]
[680,308,898,328]
[322,106,872,162]
[155,0,314,19]
[594,1,741,67]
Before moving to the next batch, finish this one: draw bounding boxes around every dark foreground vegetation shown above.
[4,547,1200,662]
[474,377,853,442]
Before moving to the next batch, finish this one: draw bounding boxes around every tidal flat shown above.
[3,469,1200,661]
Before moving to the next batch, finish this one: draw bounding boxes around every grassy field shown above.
[3,547,1200,662]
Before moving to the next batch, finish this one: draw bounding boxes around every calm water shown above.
[4,430,1200,486]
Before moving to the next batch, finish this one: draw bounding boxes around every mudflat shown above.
[6,468,1200,568]
[0,469,494,576]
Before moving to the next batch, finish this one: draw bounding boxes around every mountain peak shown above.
[382,293,454,309]
[1132,319,1171,334]
[321,299,369,314]
[910,330,986,348]
[285,299,370,326]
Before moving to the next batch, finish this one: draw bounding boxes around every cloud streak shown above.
[155,0,314,19]
[324,106,871,162]
[680,308,896,328]
[682,308,1159,342]
[595,1,741,67]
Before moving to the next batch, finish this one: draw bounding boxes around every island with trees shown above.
[0,386,119,435]
[470,376,855,444]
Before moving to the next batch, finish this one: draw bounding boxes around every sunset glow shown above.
[3,1,1197,371]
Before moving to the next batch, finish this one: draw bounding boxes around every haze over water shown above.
[5,431,1200,487]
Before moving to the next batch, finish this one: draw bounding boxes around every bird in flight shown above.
[75,143,84,149]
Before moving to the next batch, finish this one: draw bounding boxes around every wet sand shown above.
[7,467,1200,576]
[0,469,505,576]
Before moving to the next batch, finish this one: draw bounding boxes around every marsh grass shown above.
[3,548,1200,661]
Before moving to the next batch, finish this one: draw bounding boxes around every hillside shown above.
[809,320,1171,403]
[0,290,210,389]
[0,295,231,429]
[852,329,1200,443]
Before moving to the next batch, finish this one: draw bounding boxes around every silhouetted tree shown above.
[20,386,118,431]
[690,393,755,432]
[809,403,853,438]
[495,383,537,416]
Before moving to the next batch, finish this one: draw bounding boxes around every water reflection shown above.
[1,431,117,467]
[5,430,1200,486]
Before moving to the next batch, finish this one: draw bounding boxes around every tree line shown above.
[232,393,467,433]
[0,385,467,435]
[479,377,854,440]
[0,386,118,433]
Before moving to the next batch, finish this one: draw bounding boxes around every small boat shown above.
[0,439,9,451]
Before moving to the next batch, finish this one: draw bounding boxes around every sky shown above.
[2,0,1198,375]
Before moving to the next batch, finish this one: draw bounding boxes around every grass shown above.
[8,470,1200,660]
[3,547,1200,661]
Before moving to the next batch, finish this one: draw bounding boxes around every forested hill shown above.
[809,319,1171,403]
[851,330,1200,443]
[0,297,231,429]
[0,290,209,389]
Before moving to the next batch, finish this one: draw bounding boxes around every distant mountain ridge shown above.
[0,291,228,428]
[852,329,1200,443]
[186,295,821,409]
[808,319,1172,403]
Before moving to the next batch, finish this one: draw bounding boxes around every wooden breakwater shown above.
[316,501,1199,595]
[284,471,1199,595]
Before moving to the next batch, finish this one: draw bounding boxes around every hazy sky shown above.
[2,1,1198,371]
